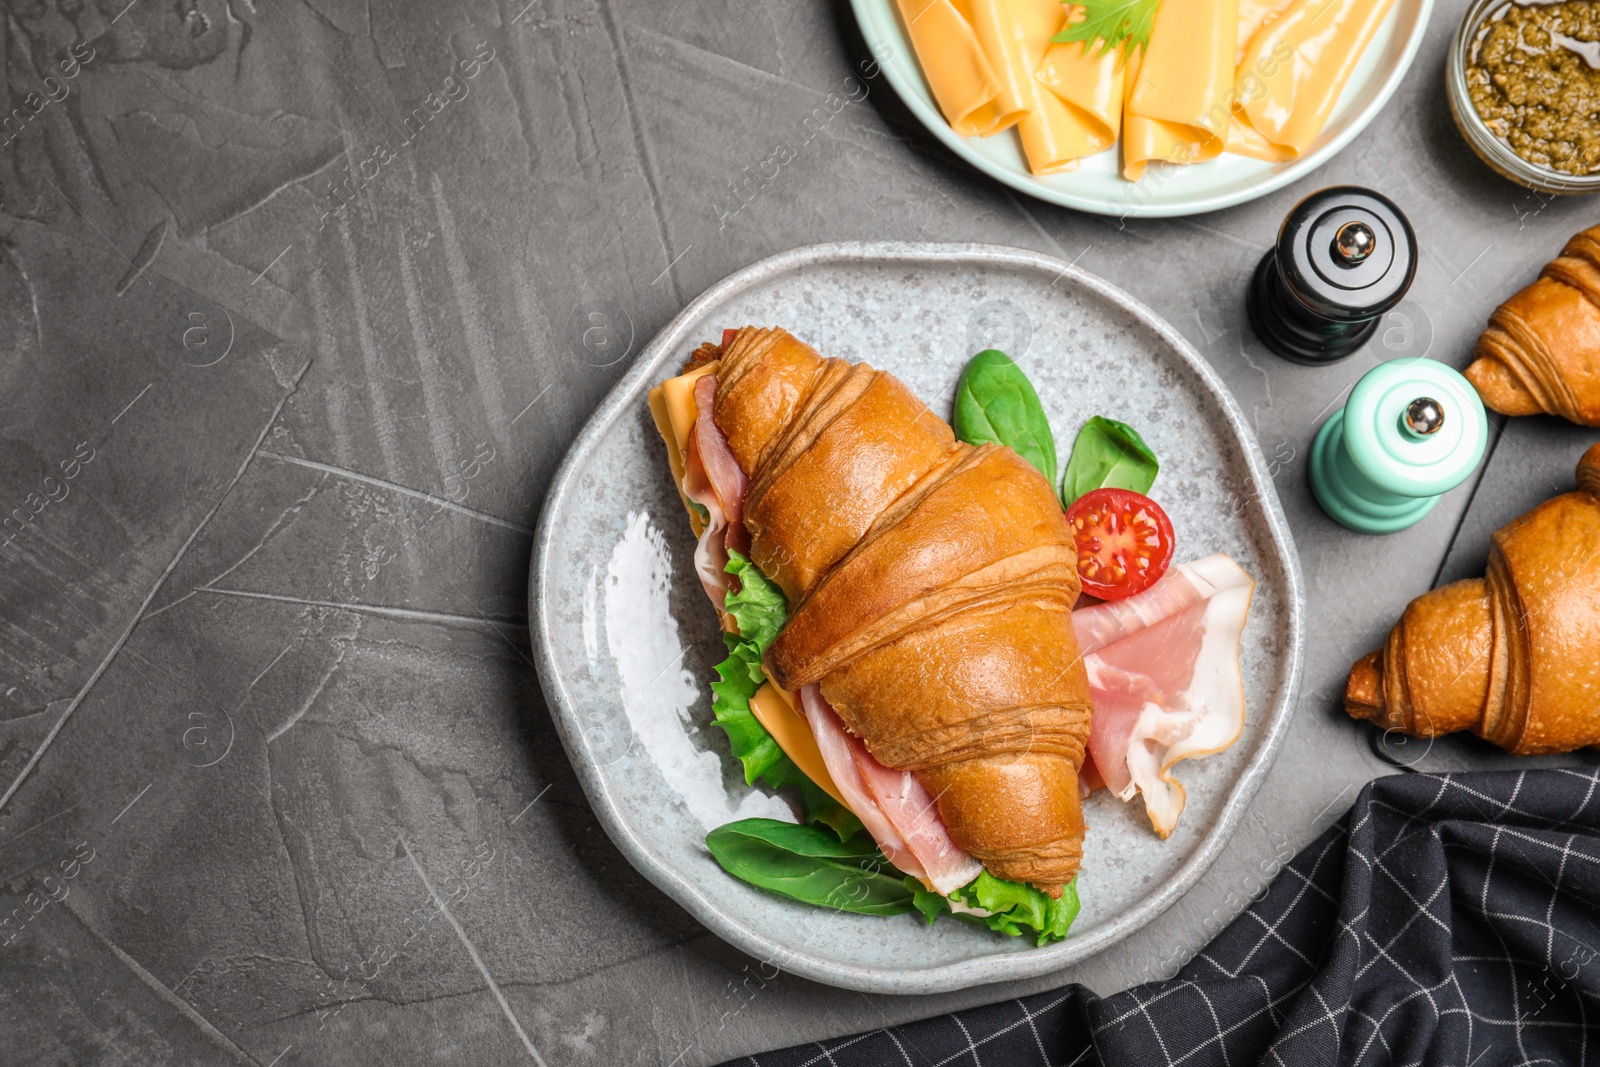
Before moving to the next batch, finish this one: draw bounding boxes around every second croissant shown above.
[1346,443,1600,754]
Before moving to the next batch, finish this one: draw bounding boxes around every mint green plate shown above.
[849,0,1432,218]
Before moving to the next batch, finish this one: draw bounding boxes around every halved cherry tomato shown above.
[1064,487,1175,601]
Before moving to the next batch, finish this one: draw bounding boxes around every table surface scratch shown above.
[0,2,1595,1065]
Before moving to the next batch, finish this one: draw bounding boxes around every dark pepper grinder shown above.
[1246,186,1417,365]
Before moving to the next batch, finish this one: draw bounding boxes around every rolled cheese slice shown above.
[1236,0,1297,64]
[1034,32,1125,160]
[893,0,1015,136]
[1226,0,1298,161]
[1122,0,1239,181]
[968,0,1107,174]
[1237,0,1397,157]
[1225,116,1296,162]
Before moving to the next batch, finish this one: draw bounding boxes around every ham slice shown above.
[1073,555,1254,838]
[691,375,749,553]
[799,685,983,895]
[681,375,750,616]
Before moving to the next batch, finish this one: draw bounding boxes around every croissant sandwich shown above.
[1465,224,1600,427]
[648,327,1258,941]
[651,326,1093,898]
[1346,443,1600,755]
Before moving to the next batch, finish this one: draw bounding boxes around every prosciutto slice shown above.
[1073,555,1254,838]
[799,686,983,895]
[681,375,750,616]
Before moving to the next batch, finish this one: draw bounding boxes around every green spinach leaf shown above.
[953,349,1058,486]
[707,819,913,916]
[707,820,1082,942]
[1059,415,1159,505]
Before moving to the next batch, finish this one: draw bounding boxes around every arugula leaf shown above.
[909,872,1082,946]
[707,819,914,916]
[1060,415,1159,505]
[952,349,1059,486]
[709,551,859,839]
[1052,0,1161,57]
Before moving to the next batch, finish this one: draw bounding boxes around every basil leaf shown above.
[952,349,1058,486]
[707,819,914,916]
[1060,416,1159,505]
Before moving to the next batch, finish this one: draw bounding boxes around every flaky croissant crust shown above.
[710,327,1093,891]
[1346,443,1600,755]
[1465,226,1600,427]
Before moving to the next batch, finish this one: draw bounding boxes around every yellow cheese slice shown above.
[1236,0,1297,63]
[1226,0,1299,160]
[895,0,1015,137]
[1238,0,1397,156]
[1226,110,1297,161]
[646,362,716,537]
[964,0,1109,175]
[749,680,851,810]
[959,0,1035,138]
[1122,0,1239,181]
[1034,28,1124,158]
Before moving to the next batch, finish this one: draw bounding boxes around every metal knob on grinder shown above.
[1247,186,1418,365]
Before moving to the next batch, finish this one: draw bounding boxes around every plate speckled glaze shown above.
[531,243,1306,994]
[850,0,1432,218]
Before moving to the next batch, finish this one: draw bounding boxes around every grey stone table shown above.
[0,2,1595,1064]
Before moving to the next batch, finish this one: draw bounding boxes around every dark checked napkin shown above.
[727,767,1600,1066]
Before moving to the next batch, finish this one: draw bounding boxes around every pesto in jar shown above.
[1467,0,1600,176]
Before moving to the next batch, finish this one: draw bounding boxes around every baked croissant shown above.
[710,327,1093,892]
[1464,225,1600,426]
[1345,443,1600,755]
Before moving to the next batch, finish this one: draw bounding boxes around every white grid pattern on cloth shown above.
[729,769,1600,1067]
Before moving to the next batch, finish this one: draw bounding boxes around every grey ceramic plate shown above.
[531,242,1305,994]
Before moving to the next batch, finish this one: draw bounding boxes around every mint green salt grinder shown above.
[1308,358,1488,533]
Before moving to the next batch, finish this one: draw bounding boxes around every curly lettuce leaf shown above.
[906,872,1081,946]
[723,550,786,650]
[709,551,859,840]
[710,632,787,785]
